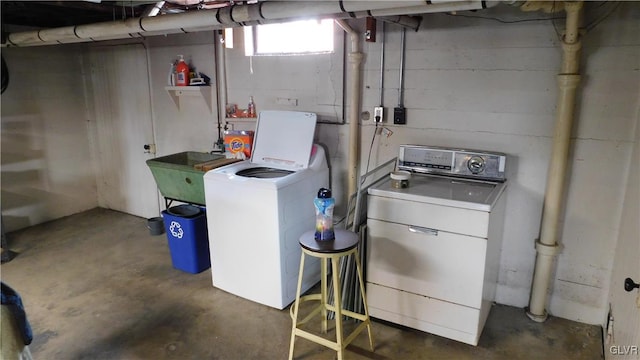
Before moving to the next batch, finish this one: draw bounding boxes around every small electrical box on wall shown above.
[365,17,376,42]
[394,107,406,125]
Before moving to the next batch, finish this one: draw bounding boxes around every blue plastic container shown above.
[162,205,211,274]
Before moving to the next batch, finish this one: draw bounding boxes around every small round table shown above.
[288,229,374,360]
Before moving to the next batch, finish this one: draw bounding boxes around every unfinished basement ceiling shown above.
[2,1,147,28]
[0,1,233,29]
[0,1,623,31]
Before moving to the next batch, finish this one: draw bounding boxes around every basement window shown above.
[244,19,334,56]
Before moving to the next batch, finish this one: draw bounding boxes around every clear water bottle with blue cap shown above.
[314,188,335,241]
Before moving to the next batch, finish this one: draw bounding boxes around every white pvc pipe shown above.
[369,1,496,16]
[335,19,363,206]
[527,1,583,323]
[5,1,494,47]
[257,2,342,20]
[37,26,77,43]
[342,1,428,12]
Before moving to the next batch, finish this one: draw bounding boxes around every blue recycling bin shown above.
[162,205,211,274]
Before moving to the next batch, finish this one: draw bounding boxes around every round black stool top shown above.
[299,229,359,254]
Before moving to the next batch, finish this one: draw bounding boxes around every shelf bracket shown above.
[165,86,212,113]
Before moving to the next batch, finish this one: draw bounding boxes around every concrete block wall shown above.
[146,32,220,156]
[1,45,97,231]
[209,4,640,324]
[1,3,638,327]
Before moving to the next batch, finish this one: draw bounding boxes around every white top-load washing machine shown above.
[203,111,329,309]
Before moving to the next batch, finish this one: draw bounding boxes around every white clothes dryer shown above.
[203,111,329,309]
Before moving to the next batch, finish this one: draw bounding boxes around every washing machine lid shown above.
[250,111,317,171]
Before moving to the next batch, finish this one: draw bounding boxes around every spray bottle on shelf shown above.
[175,55,189,86]
[314,188,335,241]
[167,62,176,86]
[248,96,256,118]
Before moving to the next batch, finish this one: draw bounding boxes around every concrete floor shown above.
[2,208,603,359]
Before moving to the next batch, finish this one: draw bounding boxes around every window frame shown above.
[244,18,335,57]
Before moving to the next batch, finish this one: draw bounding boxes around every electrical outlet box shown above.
[394,107,406,125]
[276,97,298,106]
[374,107,384,123]
[143,143,156,154]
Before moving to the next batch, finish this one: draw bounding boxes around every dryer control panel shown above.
[398,145,506,182]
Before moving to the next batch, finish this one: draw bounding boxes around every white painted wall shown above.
[554,4,638,325]
[145,32,220,156]
[552,5,639,324]
[605,97,639,359]
[224,28,345,124]
[351,5,638,325]
[85,44,159,219]
[1,2,638,327]
[222,26,348,209]
[215,4,639,324]
[1,46,97,232]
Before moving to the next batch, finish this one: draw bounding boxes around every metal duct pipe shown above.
[526,1,583,323]
[4,1,495,47]
[335,19,363,207]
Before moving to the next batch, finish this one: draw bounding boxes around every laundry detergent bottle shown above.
[314,188,335,241]
[175,55,189,86]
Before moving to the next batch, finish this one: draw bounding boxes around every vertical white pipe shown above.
[379,22,385,107]
[142,40,163,213]
[214,30,228,151]
[335,19,363,206]
[527,1,583,322]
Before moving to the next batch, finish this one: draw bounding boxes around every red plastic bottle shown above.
[175,55,189,86]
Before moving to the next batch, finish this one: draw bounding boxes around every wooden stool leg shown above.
[288,251,306,360]
[321,257,328,334]
[331,256,345,360]
[354,250,375,351]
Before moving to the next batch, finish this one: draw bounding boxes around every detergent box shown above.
[224,130,254,158]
